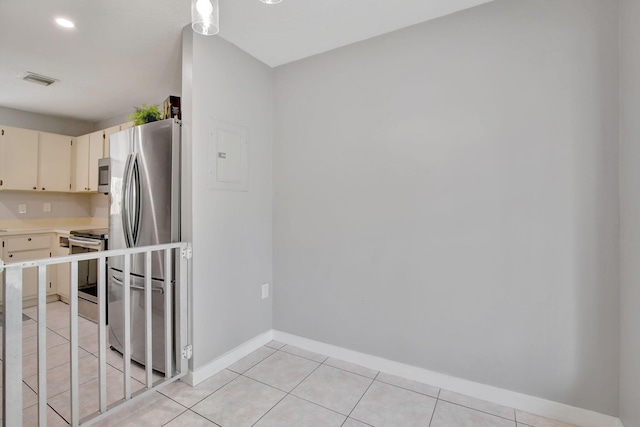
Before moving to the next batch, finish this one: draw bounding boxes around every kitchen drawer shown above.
[1,248,52,301]
[4,234,51,252]
[5,248,50,262]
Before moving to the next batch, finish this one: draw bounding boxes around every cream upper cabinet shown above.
[0,122,130,194]
[0,125,39,191]
[73,131,103,192]
[88,130,103,191]
[104,122,134,157]
[103,125,120,158]
[38,132,73,192]
[73,134,90,192]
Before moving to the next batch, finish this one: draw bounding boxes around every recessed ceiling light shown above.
[55,18,75,28]
[260,0,283,4]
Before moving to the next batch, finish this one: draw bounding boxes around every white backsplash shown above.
[90,193,109,218]
[0,192,94,220]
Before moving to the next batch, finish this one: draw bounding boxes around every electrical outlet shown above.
[43,203,51,212]
[18,204,27,214]
[261,283,269,299]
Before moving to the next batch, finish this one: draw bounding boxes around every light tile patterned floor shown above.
[2,302,580,427]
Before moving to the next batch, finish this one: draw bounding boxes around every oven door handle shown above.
[69,237,104,248]
[111,275,164,294]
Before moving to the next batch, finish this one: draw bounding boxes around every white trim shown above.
[185,330,273,386]
[272,330,622,427]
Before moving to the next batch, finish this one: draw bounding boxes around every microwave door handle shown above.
[111,275,164,294]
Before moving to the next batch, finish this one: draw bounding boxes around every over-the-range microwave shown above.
[98,157,110,194]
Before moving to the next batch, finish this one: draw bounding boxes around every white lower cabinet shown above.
[1,233,54,305]
[54,234,71,299]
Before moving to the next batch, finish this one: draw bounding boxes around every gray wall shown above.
[93,113,132,131]
[184,31,273,369]
[619,0,640,424]
[273,0,619,415]
[0,106,94,136]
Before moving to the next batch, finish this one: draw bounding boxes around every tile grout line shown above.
[428,394,440,427]
[238,372,293,395]
[234,353,365,421]
[48,401,72,425]
[228,347,279,376]
[436,397,518,423]
[250,351,325,427]
[160,404,223,427]
[290,393,362,420]
[341,371,379,426]
[161,370,238,411]
[160,407,191,427]
[248,387,290,426]
[320,359,380,380]
[278,345,329,364]
[374,378,440,399]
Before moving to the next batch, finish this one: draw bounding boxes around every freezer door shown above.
[108,127,133,262]
[109,119,180,279]
[107,268,173,373]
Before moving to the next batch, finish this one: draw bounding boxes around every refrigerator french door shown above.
[107,119,180,373]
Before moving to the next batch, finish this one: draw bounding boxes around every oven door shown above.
[69,237,105,321]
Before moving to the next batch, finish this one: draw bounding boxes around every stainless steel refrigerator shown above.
[106,119,181,373]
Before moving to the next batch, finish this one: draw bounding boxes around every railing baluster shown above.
[2,266,23,427]
[123,254,131,399]
[164,248,173,378]
[178,245,189,375]
[70,260,80,426]
[37,265,48,427]
[0,242,189,426]
[98,255,107,413]
[145,250,153,388]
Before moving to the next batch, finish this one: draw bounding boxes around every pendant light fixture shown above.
[260,0,283,4]
[192,0,219,35]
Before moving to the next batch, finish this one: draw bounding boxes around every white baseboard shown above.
[184,330,273,386]
[184,329,622,427]
[272,330,621,427]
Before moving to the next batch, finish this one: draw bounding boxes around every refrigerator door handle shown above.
[130,155,142,246]
[122,153,136,248]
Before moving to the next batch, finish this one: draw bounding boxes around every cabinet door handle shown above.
[33,186,37,190]
[8,254,12,258]
[42,187,45,191]
[28,238,32,241]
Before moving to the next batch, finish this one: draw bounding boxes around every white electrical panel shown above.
[208,119,249,191]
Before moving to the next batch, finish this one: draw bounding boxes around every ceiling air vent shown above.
[22,72,57,86]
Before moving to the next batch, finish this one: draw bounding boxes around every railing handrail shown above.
[0,242,189,271]
[1,240,191,426]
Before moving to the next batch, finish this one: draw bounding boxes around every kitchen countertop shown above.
[0,217,108,236]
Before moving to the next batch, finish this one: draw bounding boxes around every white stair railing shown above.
[1,242,191,427]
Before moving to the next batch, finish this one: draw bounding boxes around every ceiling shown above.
[0,0,493,123]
